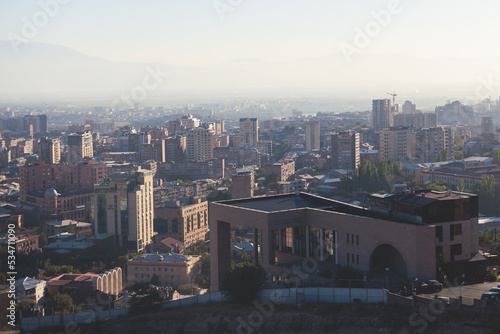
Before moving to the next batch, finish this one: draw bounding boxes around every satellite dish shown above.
[295,190,300,197]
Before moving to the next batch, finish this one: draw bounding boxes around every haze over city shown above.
[2,0,500,106]
[3,1,500,333]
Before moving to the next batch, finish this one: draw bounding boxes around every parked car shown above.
[416,281,441,294]
[489,287,500,296]
[481,292,498,305]
[424,280,443,292]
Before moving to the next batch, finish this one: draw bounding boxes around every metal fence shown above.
[21,287,387,331]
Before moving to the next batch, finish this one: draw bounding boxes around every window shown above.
[347,252,349,263]
[356,235,359,246]
[436,246,443,258]
[347,233,349,244]
[450,244,462,260]
[450,224,462,241]
[356,255,359,265]
[436,226,443,242]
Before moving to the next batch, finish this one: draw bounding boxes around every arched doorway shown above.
[369,244,408,280]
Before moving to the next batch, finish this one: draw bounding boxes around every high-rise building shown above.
[165,136,186,162]
[331,131,360,170]
[129,133,151,152]
[305,121,320,151]
[239,118,259,147]
[402,101,417,114]
[93,171,154,252]
[39,137,61,164]
[186,127,216,162]
[231,170,254,199]
[379,127,411,162]
[372,99,393,132]
[416,127,454,162]
[67,131,93,163]
[481,117,494,135]
[140,139,165,163]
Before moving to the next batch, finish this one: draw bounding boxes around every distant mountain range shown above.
[1,40,499,103]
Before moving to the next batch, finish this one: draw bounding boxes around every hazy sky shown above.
[1,0,499,67]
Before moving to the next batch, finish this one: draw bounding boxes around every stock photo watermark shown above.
[339,0,403,63]
[7,0,71,53]
[213,0,244,21]
[111,65,169,110]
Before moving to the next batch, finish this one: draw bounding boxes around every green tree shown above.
[221,263,267,302]
[474,174,498,216]
[454,151,464,160]
[453,132,464,148]
[198,253,210,288]
[492,149,500,165]
[129,283,163,313]
[177,283,200,295]
[44,293,75,314]
[150,273,160,286]
[436,149,449,162]
[38,232,48,247]
[456,178,465,192]
[424,181,447,192]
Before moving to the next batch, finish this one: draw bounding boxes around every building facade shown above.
[39,137,61,164]
[67,131,93,163]
[127,253,201,288]
[93,171,154,252]
[154,199,208,247]
[232,170,254,199]
[331,130,360,170]
[379,127,411,162]
[210,190,479,291]
[305,121,320,151]
[265,161,295,182]
[416,127,454,162]
[239,118,259,147]
[186,127,217,162]
[372,99,393,132]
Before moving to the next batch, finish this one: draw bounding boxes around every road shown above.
[417,281,499,305]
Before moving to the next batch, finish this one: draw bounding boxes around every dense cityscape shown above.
[2,1,500,333]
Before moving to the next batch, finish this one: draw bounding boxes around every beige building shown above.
[127,253,201,288]
[265,161,295,182]
[232,170,254,199]
[239,118,259,147]
[154,199,208,247]
[305,121,320,151]
[331,131,360,170]
[39,137,61,164]
[372,99,393,132]
[186,127,217,162]
[68,131,93,163]
[379,127,411,162]
[93,170,154,252]
[210,190,480,292]
[481,117,494,135]
[416,127,454,162]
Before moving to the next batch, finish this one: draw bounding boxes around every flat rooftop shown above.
[217,193,338,212]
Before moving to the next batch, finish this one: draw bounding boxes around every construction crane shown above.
[387,92,397,106]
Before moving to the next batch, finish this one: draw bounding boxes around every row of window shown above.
[346,233,359,246]
[435,224,462,242]
[346,252,360,265]
[135,273,180,279]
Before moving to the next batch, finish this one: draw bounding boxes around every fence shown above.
[21,287,387,331]
[21,308,129,331]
